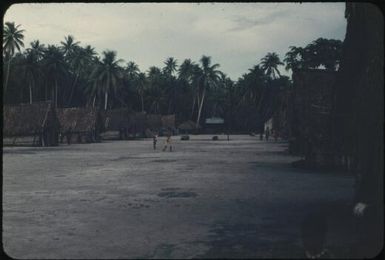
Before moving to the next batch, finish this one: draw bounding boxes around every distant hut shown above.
[101,108,131,139]
[128,112,146,137]
[178,120,200,134]
[289,68,337,166]
[3,101,60,146]
[204,117,225,134]
[161,114,176,128]
[57,107,100,144]
[161,114,176,135]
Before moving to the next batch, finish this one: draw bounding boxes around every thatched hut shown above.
[288,69,337,166]
[161,114,176,129]
[3,101,59,146]
[178,120,200,134]
[128,112,147,137]
[146,114,162,130]
[101,108,131,139]
[57,107,101,144]
[204,117,225,134]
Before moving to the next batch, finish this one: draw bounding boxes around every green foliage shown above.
[284,38,342,71]
[4,22,300,131]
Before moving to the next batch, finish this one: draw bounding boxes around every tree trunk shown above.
[104,91,108,110]
[29,81,33,104]
[45,82,48,101]
[68,72,80,106]
[191,94,196,119]
[55,79,58,108]
[92,95,96,108]
[196,87,206,127]
[141,95,144,112]
[4,58,11,95]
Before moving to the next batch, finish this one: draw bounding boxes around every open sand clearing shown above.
[3,135,355,258]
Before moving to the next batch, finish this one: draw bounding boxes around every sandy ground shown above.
[3,135,357,259]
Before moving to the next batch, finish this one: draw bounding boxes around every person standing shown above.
[265,126,270,141]
[153,134,158,150]
[162,134,172,152]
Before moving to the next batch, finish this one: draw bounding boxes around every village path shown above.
[3,135,356,258]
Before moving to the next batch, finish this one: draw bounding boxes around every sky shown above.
[4,3,347,80]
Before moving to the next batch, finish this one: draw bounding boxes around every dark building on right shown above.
[287,3,383,257]
[331,3,383,257]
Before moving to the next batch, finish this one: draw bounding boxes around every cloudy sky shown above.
[4,3,347,80]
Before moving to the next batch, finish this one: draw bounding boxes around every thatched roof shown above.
[161,114,176,128]
[57,107,98,133]
[101,108,130,131]
[146,114,162,129]
[178,120,200,130]
[128,112,146,132]
[3,101,58,137]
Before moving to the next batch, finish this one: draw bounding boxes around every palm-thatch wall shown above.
[161,114,176,129]
[101,108,130,131]
[146,114,162,130]
[3,101,59,146]
[56,107,100,143]
[288,69,337,166]
[100,108,131,139]
[128,112,146,136]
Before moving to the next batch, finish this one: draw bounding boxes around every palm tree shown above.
[178,59,195,82]
[66,45,96,106]
[90,50,124,110]
[260,52,284,79]
[3,22,25,94]
[22,48,41,104]
[42,45,67,107]
[284,46,304,71]
[163,57,178,113]
[244,65,267,103]
[126,61,140,79]
[163,57,178,77]
[136,72,147,112]
[30,40,45,60]
[195,55,222,127]
[178,59,198,118]
[146,66,165,114]
[60,35,80,58]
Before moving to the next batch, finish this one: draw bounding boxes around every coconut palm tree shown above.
[146,66,166,114]
[29,40,45,60]
[244,65,267,103]
[3,22,25,93]
[60,35,80,58]
[260,52,284,79]
[178,59,198,118]
[162,57,178,113]
[66,45,97,106]
[136,72,147,112]
[195,55,222,127]
[41,45,68,107]
[21,48,41,104]
[90,50,124,110]
[126,61,140,79]
[163,57,178,77]
[178,59,195,82]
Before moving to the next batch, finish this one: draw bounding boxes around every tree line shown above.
[3,21,342,130]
